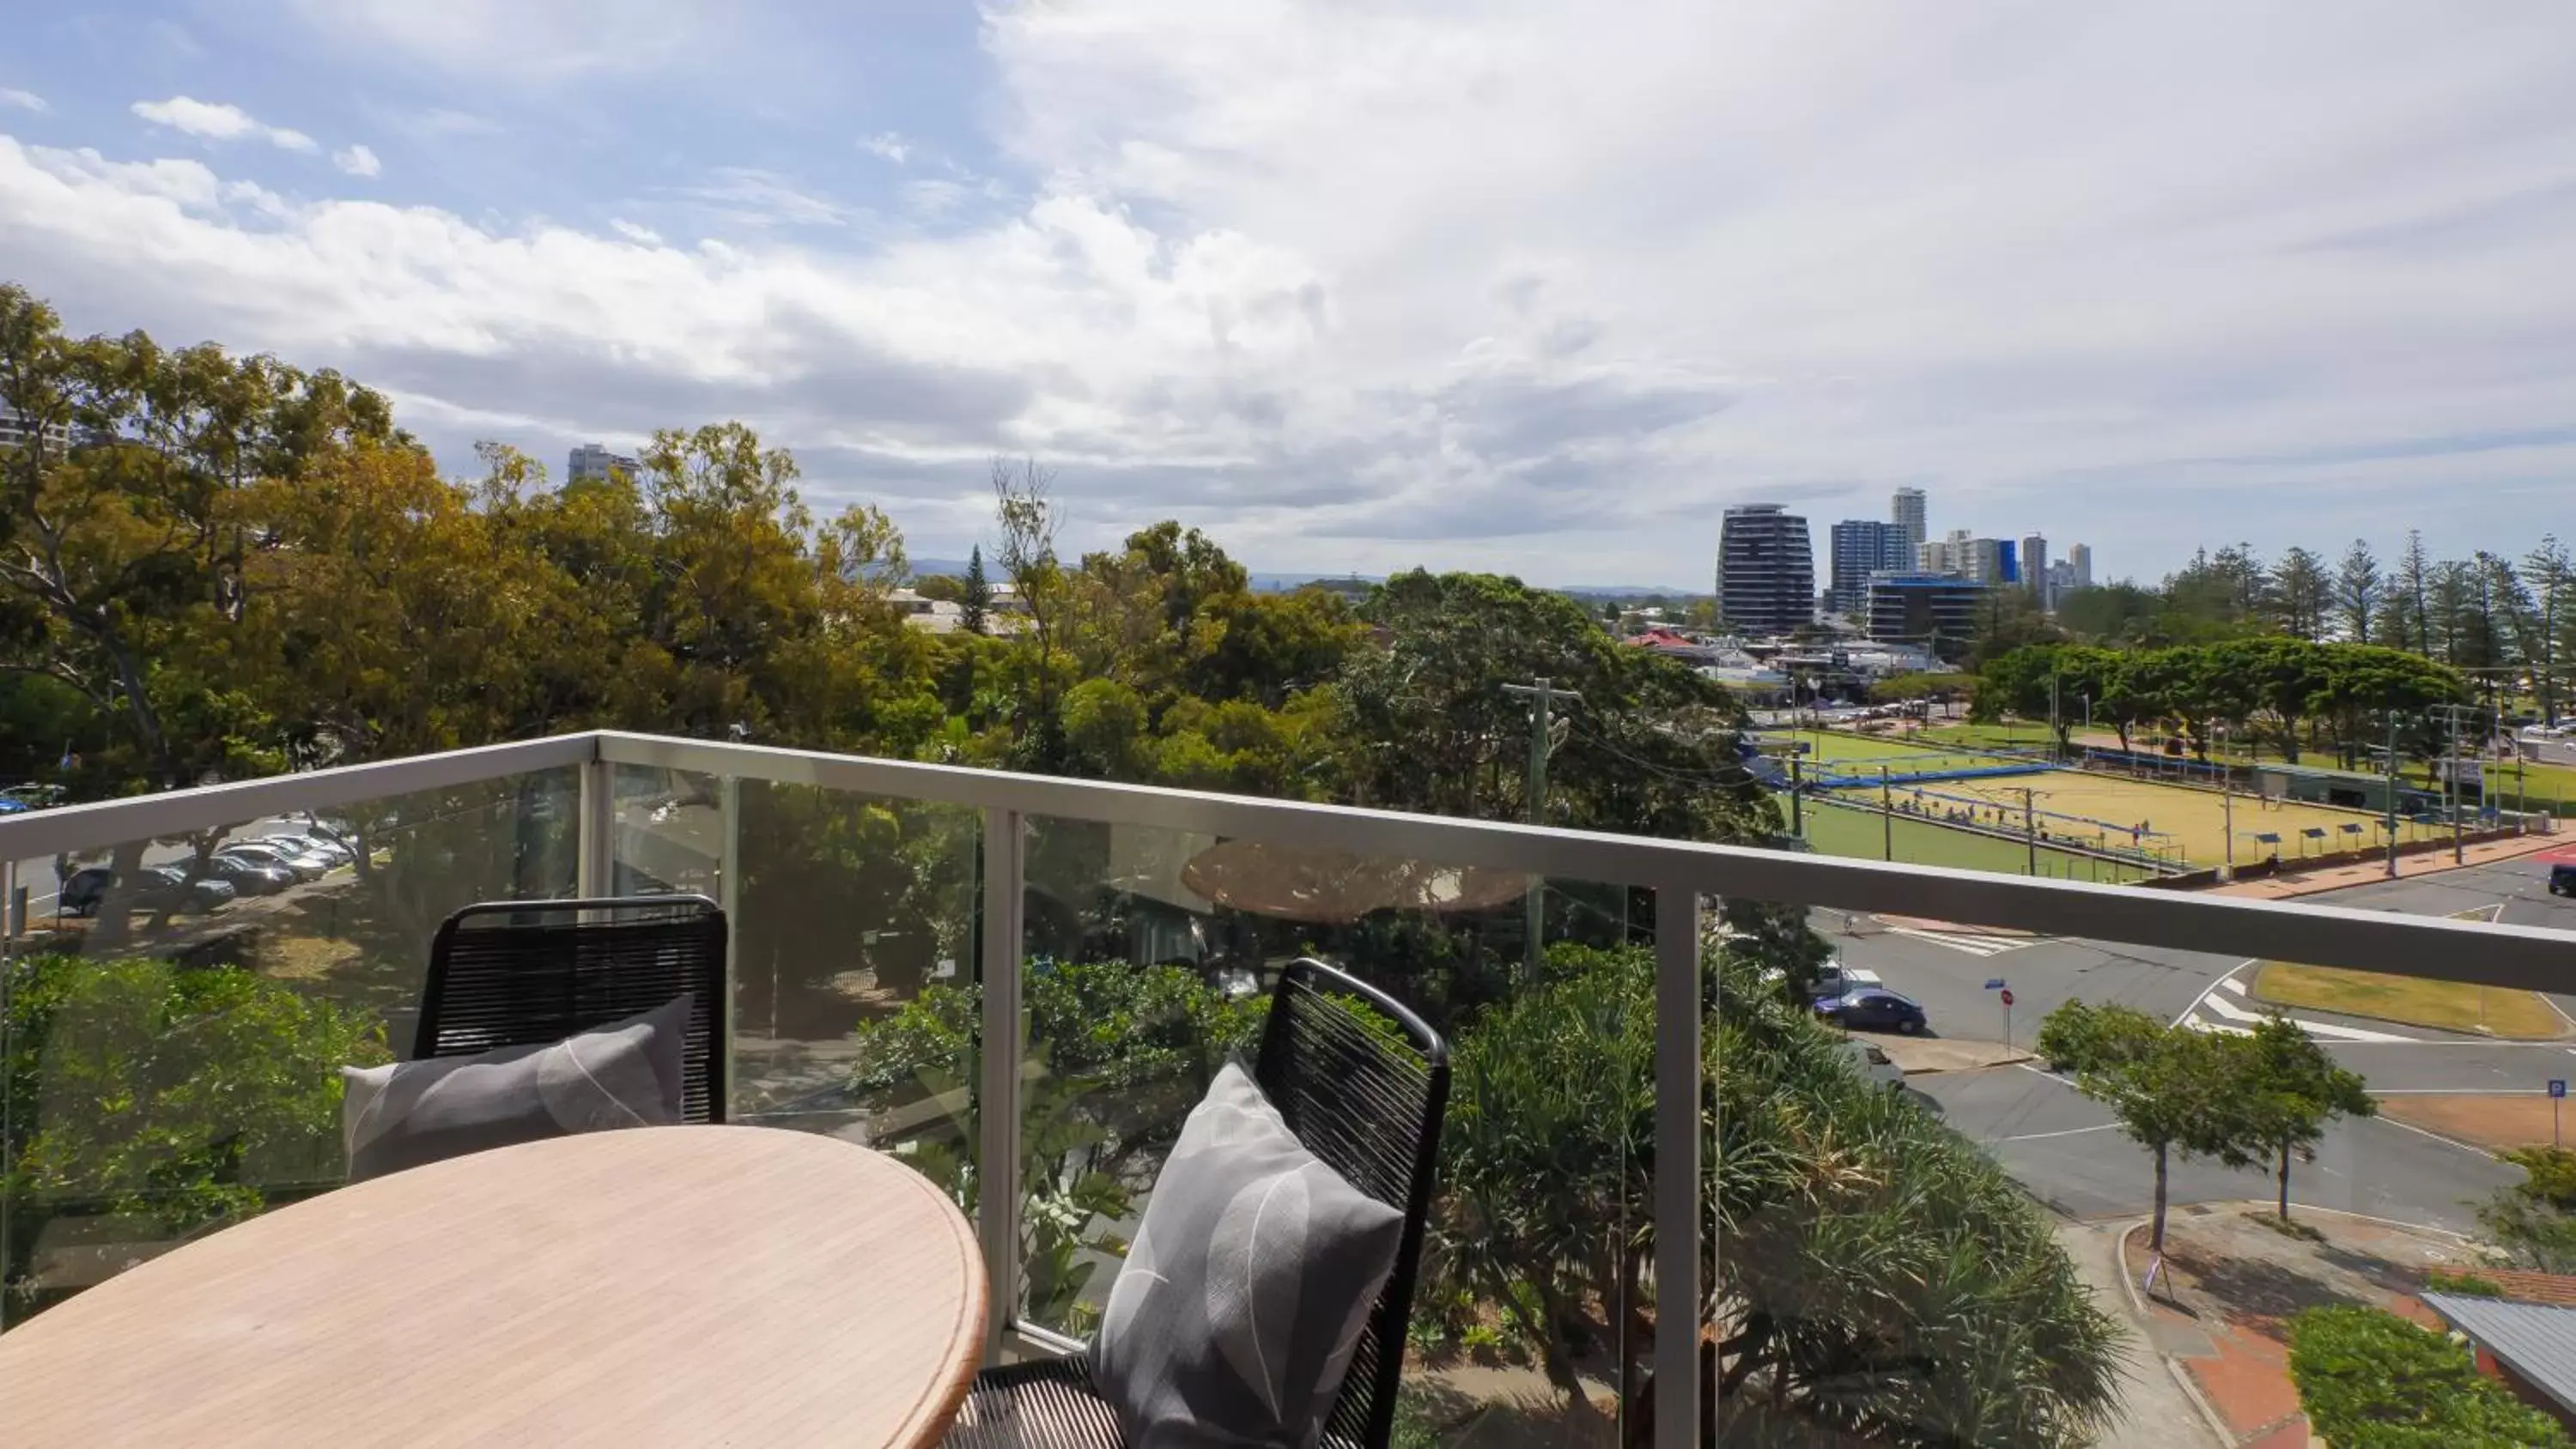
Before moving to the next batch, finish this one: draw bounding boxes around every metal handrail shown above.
[3,727,2571,984]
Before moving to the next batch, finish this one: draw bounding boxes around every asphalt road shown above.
[1829,852,2576,1232]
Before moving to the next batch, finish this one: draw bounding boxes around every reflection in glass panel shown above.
[0,768,578,1328]
[1016,815,1658,1446]
[616,776,987,1217]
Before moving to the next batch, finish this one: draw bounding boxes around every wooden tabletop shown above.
[0,1125,988,1447]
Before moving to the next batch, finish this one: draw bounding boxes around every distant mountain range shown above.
[905,558,1701,598]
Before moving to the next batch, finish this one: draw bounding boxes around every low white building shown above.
[888,589,966,634]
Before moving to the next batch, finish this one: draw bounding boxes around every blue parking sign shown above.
[2552,1080,2567,1100]
[1984,978,2007,991]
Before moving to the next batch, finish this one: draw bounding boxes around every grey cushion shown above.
[340,993,691,1181]
[1093,1062,1403,1448]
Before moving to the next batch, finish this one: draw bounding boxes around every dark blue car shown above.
[1816,987,1928,1034]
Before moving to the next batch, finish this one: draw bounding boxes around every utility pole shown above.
[1502,677,1581,974]
[1880,765,1894,861]
[2049,670,2061,761]
[2022,787,2038,876]
[2433,702,2473,864]
[2217,722,2234,881]
[1788,752,1804,837]
[2383,710,2401,878]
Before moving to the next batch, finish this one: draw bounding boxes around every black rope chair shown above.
[947,957,1450,1448]
[415,894,728,1125]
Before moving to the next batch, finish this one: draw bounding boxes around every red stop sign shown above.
[1999,988,2015,1006]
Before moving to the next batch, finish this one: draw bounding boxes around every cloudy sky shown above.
[3,3,2573,588]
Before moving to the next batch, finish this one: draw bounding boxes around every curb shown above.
[2114,1220,2244,1449]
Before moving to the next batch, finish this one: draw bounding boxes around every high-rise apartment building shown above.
[1891,488,1927,552]
[0,403,74,456]
[1917,529,2014,585]
[2021,534,2049,603]
[1828,519,1911,615]
[1866,574,1985,661]
[568,443,639,485]
[2069,543,2093,591]
[1716,504,1815,636]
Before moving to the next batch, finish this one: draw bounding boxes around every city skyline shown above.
[2,7,2570,587]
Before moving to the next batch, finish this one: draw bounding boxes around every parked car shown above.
[1813,960,1885,997]
[203,854,300,895]
[216,841,330,882]
[260,832,351,866]
[1836,1037,1907,1090]
[1815,987,1928,1034]
[138,865,236,913]
[63,865,234,917]
[60,865,116,916]
[0,784,66,810]
[2552,863,2575,898]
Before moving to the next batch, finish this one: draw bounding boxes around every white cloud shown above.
[673,167,854,229]
[861,132,912,165]
[286,0,711,80]
[13,7,2576,583]
[0,88,46,113]
[332,143,381,178]
[131,96,316,153]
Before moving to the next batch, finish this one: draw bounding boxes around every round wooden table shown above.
[0,1125,987,1447]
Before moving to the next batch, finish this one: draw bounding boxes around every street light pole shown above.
[1880,765,1893,862]
[2022,787,2038,876]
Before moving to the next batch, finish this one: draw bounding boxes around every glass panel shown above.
[1712,891,2137,1445]
[1757,860,2576,1446]
[610,771,981,1167]
[0,767,577,1329]
[1017,815,1658,1446]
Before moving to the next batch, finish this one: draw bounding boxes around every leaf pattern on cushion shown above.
[1206,1162,1311,1420]
[536,1025,659,1131]
[1097,1215,1169,1368]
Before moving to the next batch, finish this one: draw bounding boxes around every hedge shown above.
[2287,1305,2568,1446]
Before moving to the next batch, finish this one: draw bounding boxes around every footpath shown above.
[2070,1203,2486,1448]
[2208,830,2563,900]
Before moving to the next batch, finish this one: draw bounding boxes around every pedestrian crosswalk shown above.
[2179,973,2416,1043]
[1882,925,2036,957]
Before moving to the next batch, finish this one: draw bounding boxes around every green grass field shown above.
[1758,728,2026,779]
[1797,795,2160,882]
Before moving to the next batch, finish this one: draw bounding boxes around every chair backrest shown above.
[1252,958,1450,1449]
[417,895,728,1125]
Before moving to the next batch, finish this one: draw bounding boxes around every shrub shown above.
[2425,1269,2506,1298]
[2287,1304,2569,1446]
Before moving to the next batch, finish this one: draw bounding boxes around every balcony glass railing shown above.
[3,731,2572,1446]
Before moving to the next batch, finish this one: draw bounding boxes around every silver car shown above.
[263,832,353,866]
[219,840,331,881]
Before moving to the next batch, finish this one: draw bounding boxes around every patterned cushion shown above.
[340,993,691,1181]
[1093,1062,1402,1447]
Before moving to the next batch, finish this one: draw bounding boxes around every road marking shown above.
[2218,977,2247,997]
[2366,1112,2499,1158]
[2014,1062,2078,1088]
[2195,985,2415,1042]
[1994,1123,2121,1143]
[2170,960,2257,1028]
[2371,1088,2551,1095]
[1883,926,2034,957]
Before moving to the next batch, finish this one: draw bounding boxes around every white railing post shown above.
[1653,885,1704,1446]
[577,757,614,899]
[977,807,1025,1361]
